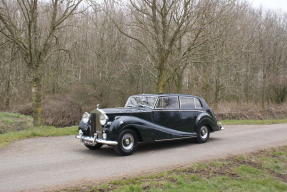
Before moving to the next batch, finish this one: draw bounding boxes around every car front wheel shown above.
[196,125,210,143]
[114,129,138,156]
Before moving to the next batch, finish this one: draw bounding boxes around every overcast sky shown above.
[249,0,287,13]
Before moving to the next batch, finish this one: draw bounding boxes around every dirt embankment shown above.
[12,95,83,127]
[10,100,287,127]
[216,109,287,120]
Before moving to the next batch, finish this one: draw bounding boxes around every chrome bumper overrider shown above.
[75,131,118,146]
[218,122,224,130]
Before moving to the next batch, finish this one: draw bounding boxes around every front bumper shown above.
[75,131,118,146]
[217,121,224,131]
[218,121,224,130]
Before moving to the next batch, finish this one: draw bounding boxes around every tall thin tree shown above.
[0,0,83,126]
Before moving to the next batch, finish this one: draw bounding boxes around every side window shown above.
[194,98,202,109]
[156,96,179,109]
[179,97,195,109]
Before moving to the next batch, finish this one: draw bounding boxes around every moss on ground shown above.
[0,112,33,134]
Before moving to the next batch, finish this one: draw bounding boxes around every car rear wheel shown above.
[114,129,138,156]
[196,125,210,143]
[84,143,103,150]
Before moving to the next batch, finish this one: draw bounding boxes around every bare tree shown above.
[0,0,82,126]
[107,0,235,93]
[106,0,197,93]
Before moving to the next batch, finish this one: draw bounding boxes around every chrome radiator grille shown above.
[90,113,96,136]
[90,110,103,137]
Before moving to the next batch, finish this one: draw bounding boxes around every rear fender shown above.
[196,112,219,131]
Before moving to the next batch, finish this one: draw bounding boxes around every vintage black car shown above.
[76,94,223,155]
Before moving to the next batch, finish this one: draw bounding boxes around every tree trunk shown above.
[157,77,167,93]
[175,71,183,93]
[214,78,220,107]
[32,68,43,126]
[156,53,169,93]
[4,71,11,109]
[4,79,11,110]
[156,65,168,93]
[261,72,266,109]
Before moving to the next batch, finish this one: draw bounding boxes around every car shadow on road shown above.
[137,137,221,153]
[76,145,118,157]
[77,137,222,157]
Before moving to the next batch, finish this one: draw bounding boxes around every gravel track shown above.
[0,124,287,192]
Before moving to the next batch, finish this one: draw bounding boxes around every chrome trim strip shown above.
[75,134,118,146]
[154,136,197,142]
[152,109,204,112]
[119,111,152,113]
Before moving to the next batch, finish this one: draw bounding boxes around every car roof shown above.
[131,93,200,98]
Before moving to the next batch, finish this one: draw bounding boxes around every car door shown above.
[152,96,182,131]
[177,96,204,132]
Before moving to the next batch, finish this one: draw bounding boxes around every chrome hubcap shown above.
[122,133,134,151]
[200,126,208,140]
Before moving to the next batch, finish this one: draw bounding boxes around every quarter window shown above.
[194,98,202,109]
[156,96,179,109]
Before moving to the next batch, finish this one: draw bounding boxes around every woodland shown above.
[0,0,286,126]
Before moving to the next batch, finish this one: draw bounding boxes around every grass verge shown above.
[0,112,78,148]
[59,146,287,192]
[0,126,78,148]
[222,119,287,125]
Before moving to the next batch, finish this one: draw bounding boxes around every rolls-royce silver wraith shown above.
[76,94,223,155]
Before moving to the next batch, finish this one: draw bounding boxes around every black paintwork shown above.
[79,94,221,143]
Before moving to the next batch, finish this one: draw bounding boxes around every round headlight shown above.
[81,112,90,124]
[100,113,108,125]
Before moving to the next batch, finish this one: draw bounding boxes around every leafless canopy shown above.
[0,0,286,125]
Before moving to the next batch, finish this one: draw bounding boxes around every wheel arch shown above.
[109,116,153,142]
[196,112,217,132]
[121,125,143,142]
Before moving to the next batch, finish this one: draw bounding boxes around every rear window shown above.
[156,96,179,109]
[179,97,202,109]
[179,97,195,109]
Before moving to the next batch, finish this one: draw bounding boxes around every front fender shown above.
[196,112,219,131]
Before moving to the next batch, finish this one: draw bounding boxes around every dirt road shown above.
[1,124,287,192]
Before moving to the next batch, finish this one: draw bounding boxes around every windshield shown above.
[125,96,157,108]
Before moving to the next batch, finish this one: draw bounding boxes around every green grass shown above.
[222,119,287,125]
[0,112,28,118]
[59,146,287,192]
[0,126,78,148]
[0,112,78,148]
